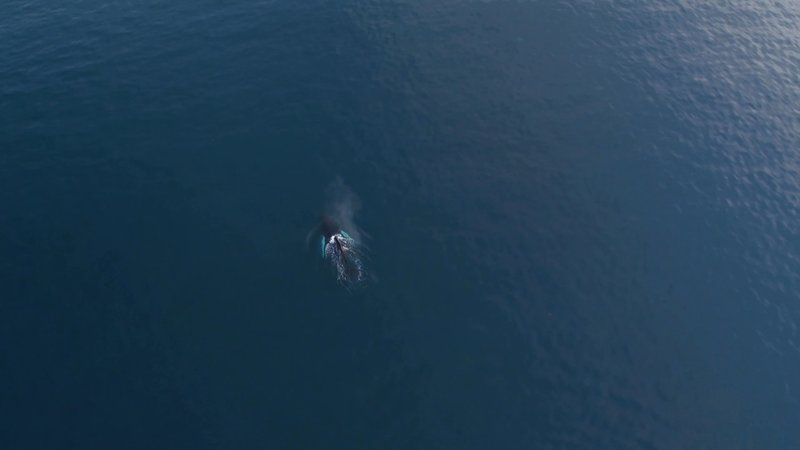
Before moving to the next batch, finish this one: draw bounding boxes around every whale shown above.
[316,215,365,286]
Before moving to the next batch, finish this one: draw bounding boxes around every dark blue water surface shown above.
[2,0,800,448]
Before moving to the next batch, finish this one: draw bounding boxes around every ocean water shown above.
[2,0,799,448]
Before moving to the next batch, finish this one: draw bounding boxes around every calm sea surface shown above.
[2,0,799,448]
